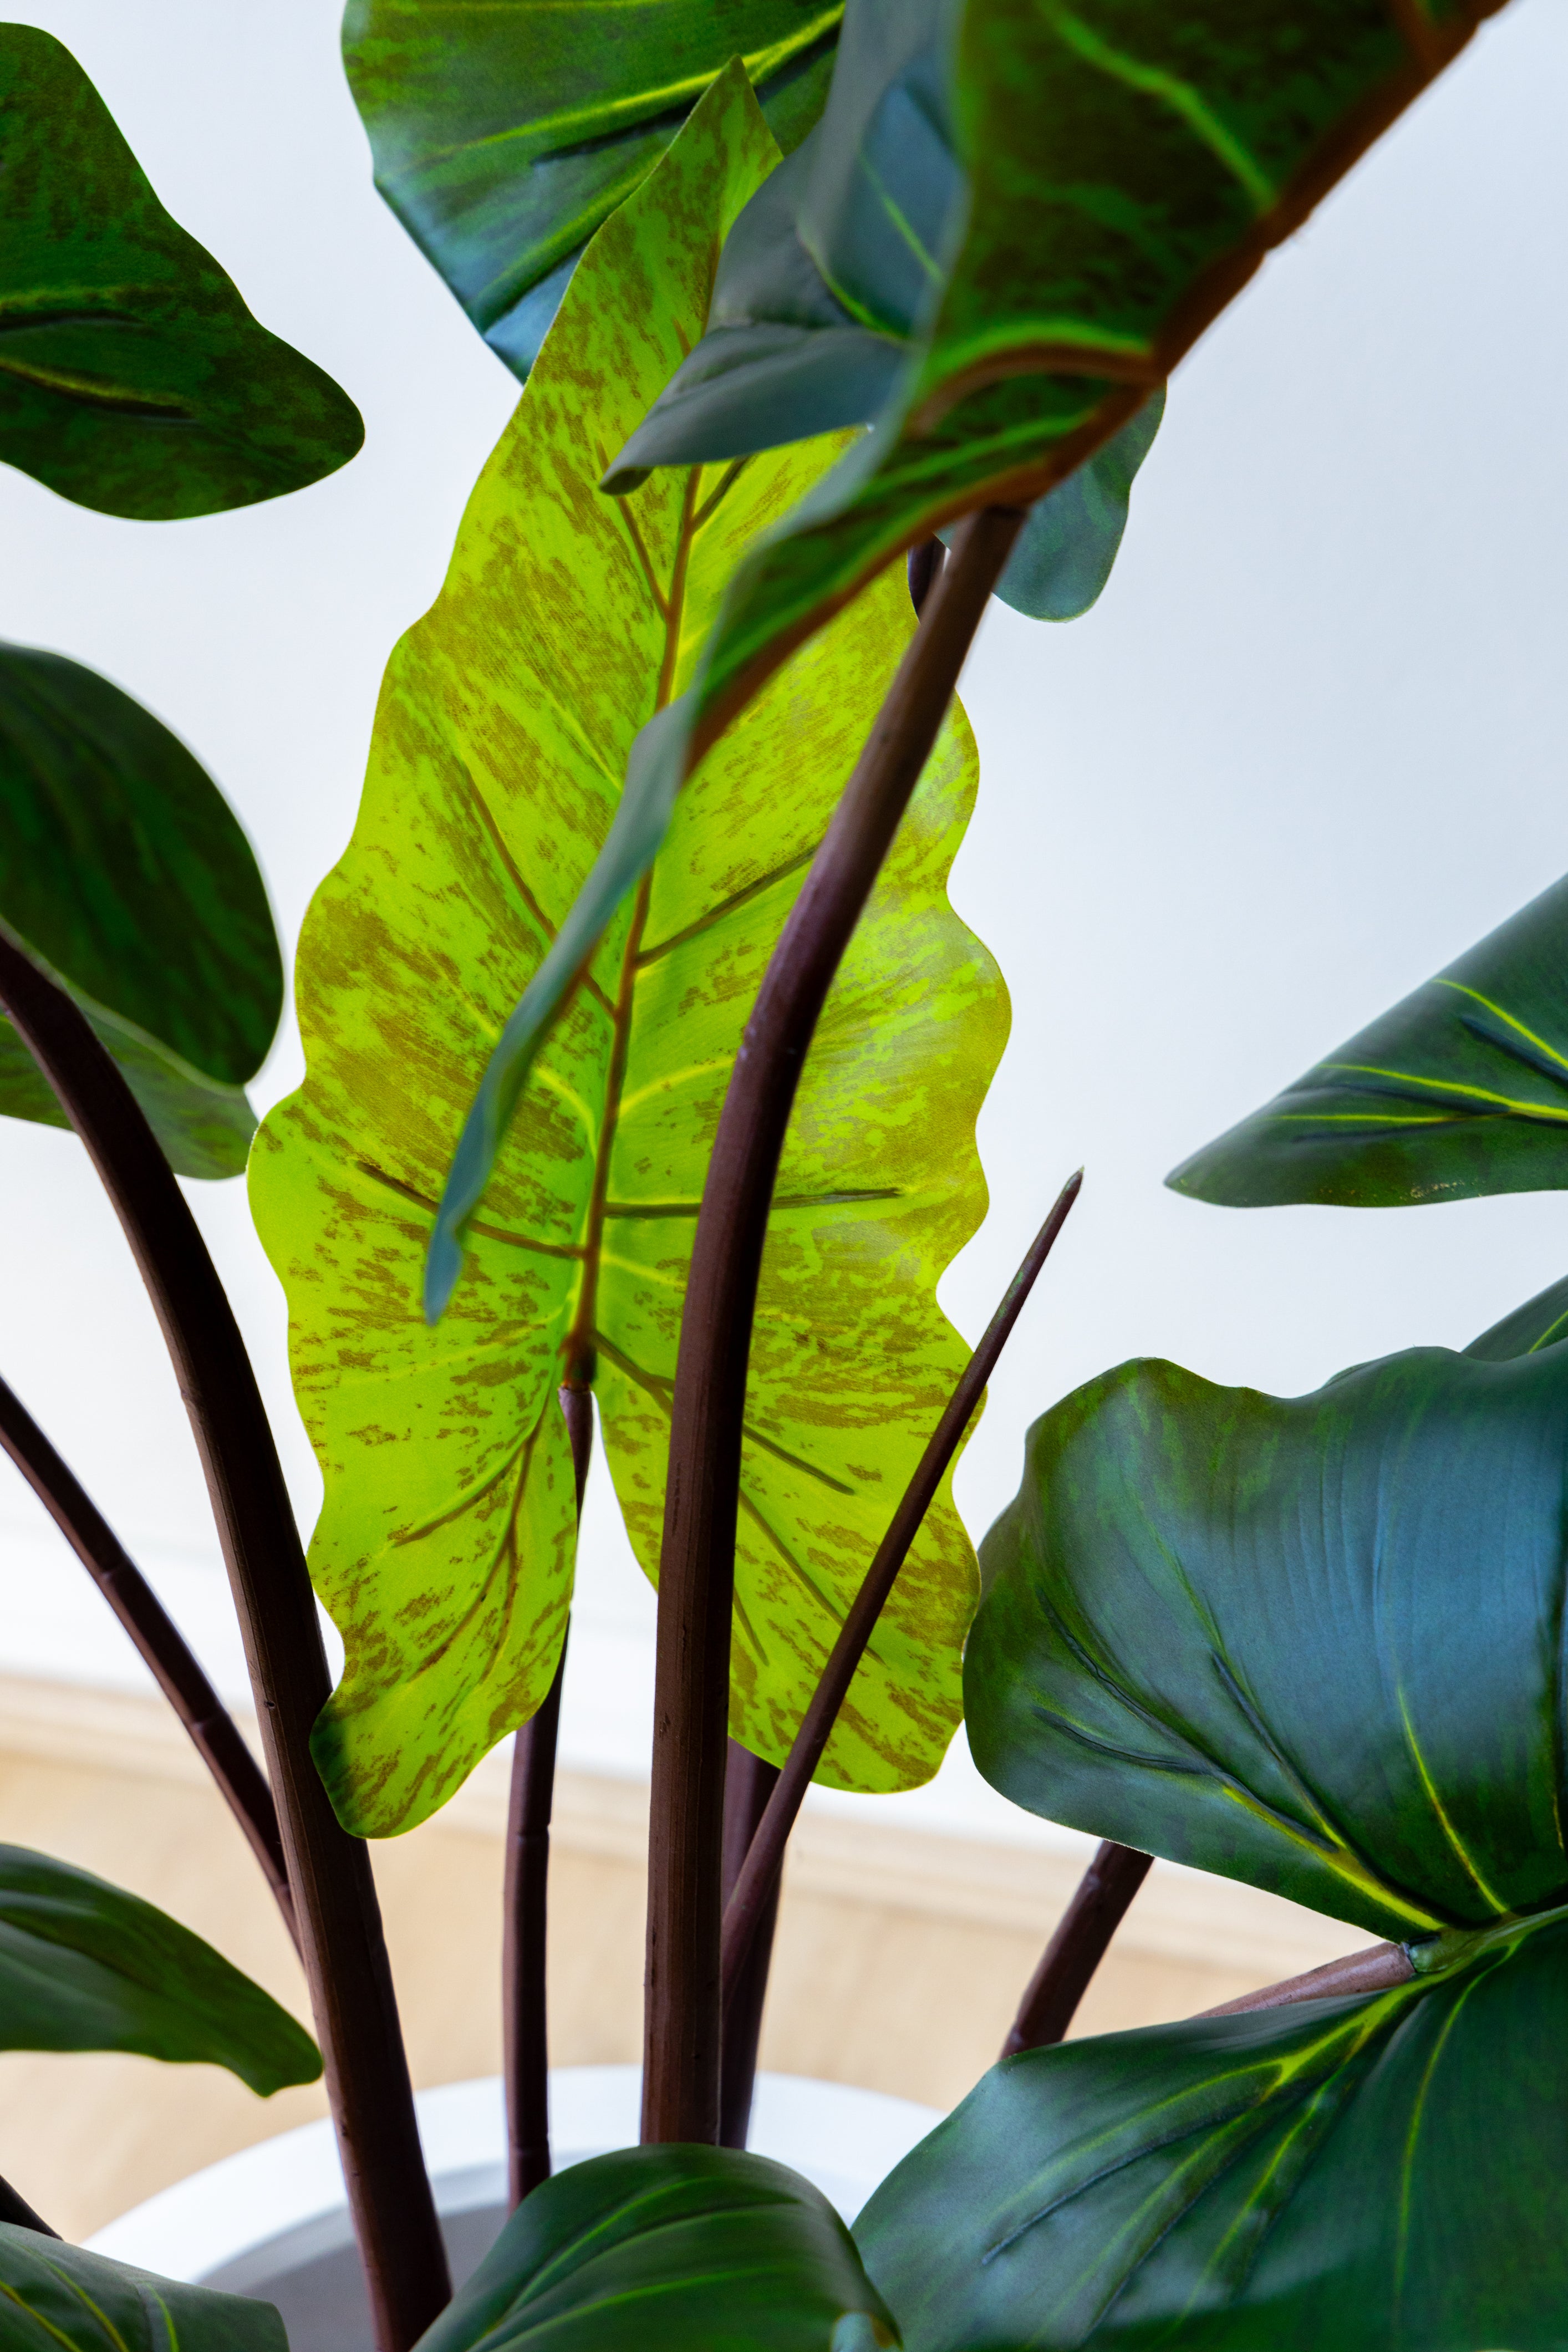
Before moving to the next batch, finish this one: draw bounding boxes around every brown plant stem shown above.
[0,941,449,2352]
[718,1741,781,2151]
[0,1373,296,1947]
[906,538,945,617]
[1199,1940,1413,2016]
[503,1384,593,2206]
[0,2171,57,2237]
[1001,1842,1152,2057]
[722,1172,1082,2014]
[642,507,1026,2146]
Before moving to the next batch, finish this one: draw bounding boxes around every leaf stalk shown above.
[503,1384,593,2205]
[641,507,1026,2145]
[0,1372,297,1947]
[0,940,449,2352]
[721,1173,1082,2021]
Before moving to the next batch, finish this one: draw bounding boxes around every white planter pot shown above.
[86,2068,941,2351]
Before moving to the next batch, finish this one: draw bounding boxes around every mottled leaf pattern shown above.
[1170,871,1568,1208]
[0,26,361,518]
[858,1912,1568,2351]
[251,67,1001,1835]
[490,0,1499,1107]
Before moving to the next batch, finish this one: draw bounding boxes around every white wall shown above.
[0,0,1562,1846]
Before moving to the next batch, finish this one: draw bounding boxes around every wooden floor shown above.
[0,1677,1367,2242]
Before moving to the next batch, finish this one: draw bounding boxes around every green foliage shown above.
[0,643,281,1178]
[414,2144,894,2352]
[965,1347,1568,1941]
[0,1844,319,2093]
[1468,1269,1568,1359]
[493,0,1485,1106]
[0,2225,286,2352]
[342,0,843,381]
[1170,871,1568,1208]
[251,64,1000,1837]
[0,25,362,519]
[674,0,1495,731]
[609,0,1166,623]
[856,1912,1568,2350]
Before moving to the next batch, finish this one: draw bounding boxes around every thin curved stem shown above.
[717,1741,781,2151]
[1200,1940,1413,2016]
[0,940,449,2352]
[722,1173,1082,2018]
[503,1384,592,2206]
[642,508,1026,2145]
[0,1372,296,1946]
[1001,1841,1152,2056]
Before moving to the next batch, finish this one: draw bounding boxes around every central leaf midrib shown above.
[564,465,701,1387]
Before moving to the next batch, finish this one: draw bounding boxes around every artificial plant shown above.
[0,0,1543,2349]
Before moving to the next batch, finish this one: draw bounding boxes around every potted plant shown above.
[0,0,1555,2345]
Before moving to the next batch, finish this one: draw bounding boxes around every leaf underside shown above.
[576,0,1506,997]
[0,2223,286,2352]
[0,25,362,517]
[252,67,1002,1836]
[417,2144,893,2352]
[0,1844,319,2093]
[1169,870,1568,1208]
[342,0,844,380]
[857,1916,1568,2350]
[608,0,1167,625]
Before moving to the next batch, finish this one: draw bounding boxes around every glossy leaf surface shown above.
[0,26,362,518]
[0,642,281,1178]
[0,1844,319,2092]
[857,1914,1568,2351]
[343,0,842,381]
[251,67,1000,1836]
[607,0,961,474]
[610,0,1164,626]
[418,2143,893,2352]
[583,0,1505,964]
[1170,872,1568,1208]
[966,1346,1568,1942]
[0,2225,285,2352]
[1468,1271,1568,1360]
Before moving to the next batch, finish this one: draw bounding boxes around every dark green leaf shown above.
[0,2224,285,2352]
[940,394,1165,622]
[608,0,1162,624]
[856,1912,1568,2351]
[0,646,281,1083]
[1169,872,1568,1209]
[0,24,362,519]
[414,2143,894,2352]
[342,0,845,381]
[0,1844,320,2094]
[0,643,282,1179]
[587,0,1500,924]
[1468,1271,1568,1360]
[966,1346,1568,1941]
[605,0,961,476]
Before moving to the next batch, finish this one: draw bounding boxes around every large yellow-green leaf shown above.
[250,64,1004,1837]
